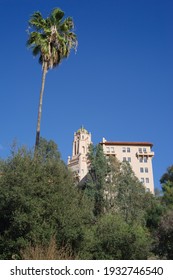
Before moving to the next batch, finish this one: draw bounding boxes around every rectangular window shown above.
[144,156,148,163]
[111,147,115,153]
[127,147,130,153]
[146,178,149,183]
[140,167,144,173]
[128,157,131,162]
[106,147,110,153]
[145,167,148,173]
[141,178,144,183]
[138,148,142,153]
[123,157,126,162]
[139,157,143,163]
[143,148,147,153]
[122,147,126,153]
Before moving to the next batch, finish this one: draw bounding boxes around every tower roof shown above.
[76,126,89,134]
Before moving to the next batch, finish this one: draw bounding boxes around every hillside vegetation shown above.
[0,139,172,259]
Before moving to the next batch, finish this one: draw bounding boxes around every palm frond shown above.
[27,32,46,49]
[27,31,40,46]
[32,45,41,56]
[60,17,74,32]
[50,8,64,23]
[29,11,46,31]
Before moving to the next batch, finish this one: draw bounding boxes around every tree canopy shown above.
[0,140,172,259]
[0,139,93,259]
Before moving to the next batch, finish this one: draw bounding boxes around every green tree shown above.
[27,8,77,151]
[145,193,163,230]
[156,210,173,259]
[160,165,173,185]
[82,145,149,223]
[82,144,108,216]
[151,166,173,259]
[160,165,173,208]
[86,214,151,260]
[103,155,121,212]
[0,139,93,259]
[109,161,147,223]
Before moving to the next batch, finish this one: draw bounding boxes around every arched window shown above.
[77,141,79,154]
[74,141,76,155]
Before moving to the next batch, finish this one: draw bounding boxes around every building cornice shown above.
[100,141,153,148]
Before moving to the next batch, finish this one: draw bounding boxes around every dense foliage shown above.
[0,140,172,259]
[154,165,173,259]
[0,139,92,259]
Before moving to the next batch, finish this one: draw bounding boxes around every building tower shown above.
[67,126,92,182]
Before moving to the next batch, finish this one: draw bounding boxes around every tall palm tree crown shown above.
[27,8,77,151]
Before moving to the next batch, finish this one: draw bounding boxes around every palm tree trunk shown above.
[34,62,47,153]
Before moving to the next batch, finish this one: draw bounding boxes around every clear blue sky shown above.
[0,0,172,190]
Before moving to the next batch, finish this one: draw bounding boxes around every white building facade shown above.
[68,128,155,193]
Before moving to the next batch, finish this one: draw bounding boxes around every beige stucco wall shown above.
[101,139,155,193]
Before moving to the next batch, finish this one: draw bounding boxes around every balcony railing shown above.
[136,151,154,157]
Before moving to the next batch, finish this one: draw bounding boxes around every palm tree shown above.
[27,8,77,152]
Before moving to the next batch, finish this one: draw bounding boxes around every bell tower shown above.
[67,126,92,182]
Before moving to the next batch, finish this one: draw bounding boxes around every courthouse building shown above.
[67,127,155,193]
